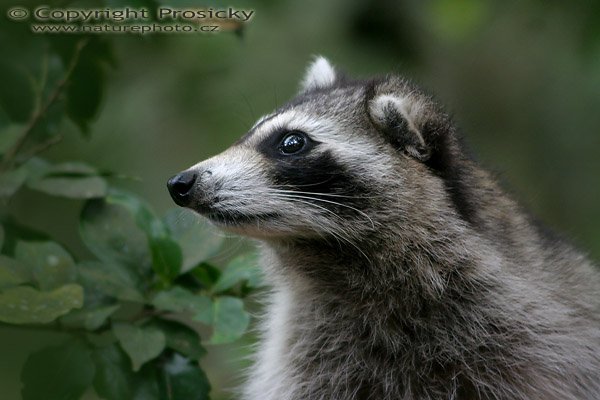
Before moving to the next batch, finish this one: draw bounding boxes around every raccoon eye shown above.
[279,132,307,155]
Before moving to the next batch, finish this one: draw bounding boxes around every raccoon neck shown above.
[256,232,529,400]
[264,214,496,321]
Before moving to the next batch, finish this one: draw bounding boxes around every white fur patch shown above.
[243,286,297,400]
[300,56,337,92]
[247,110,337,146]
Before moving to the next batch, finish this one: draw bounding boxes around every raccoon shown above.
[167,57,600,400]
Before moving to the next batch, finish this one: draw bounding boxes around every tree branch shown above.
[0,38,89,173]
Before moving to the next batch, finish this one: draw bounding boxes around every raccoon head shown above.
[168,57,464,241]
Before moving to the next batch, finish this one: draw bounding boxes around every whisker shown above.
[270,188,379,200]
[268,194,374,264]
[271,178,335,188]
[266,191,376,229]
[269,194,342,221]
[268,195,343,246]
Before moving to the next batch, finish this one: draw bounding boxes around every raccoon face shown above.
[168,57,450,240]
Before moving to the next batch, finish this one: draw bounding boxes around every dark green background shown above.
[3,0,600,399]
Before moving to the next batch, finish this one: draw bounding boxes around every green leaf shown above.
[107,189,166,239]
[77,261,145,303]
[50,36,115,72]
[38,51,67,100]
[158,353,211,400]
[21,156,51,177]
[0,254,32,282]
[0,224,4,249]
[27,161,108,199]
[132,365,160,400]
[0,157,51,199]
[191,262,222,289]
[152,287,212,316]
[164,208,225,272]
[61,304,120,331]
[212,252,262,293]
[67,58,104,135]
[22,340,96,400]
[210,296,250,344]
[80,198,152,275]
[0,261,27,289]
[15,240,77,290]
[150,237,182,284]
[192,303,213,326]
[0,61,35,123]
[0,167,28,198]
[92,344,134,400]
[0,283,83,324]
[28,175,108,199]
[55,35,114,136]
[150,319,206,360]
[113,322,166,371]
[97,190,182,283]
[43,161,98,175]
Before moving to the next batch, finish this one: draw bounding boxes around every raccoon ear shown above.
[368,94,431,161]
[300,56,337,92]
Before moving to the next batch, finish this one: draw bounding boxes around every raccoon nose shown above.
[167,171,197,206]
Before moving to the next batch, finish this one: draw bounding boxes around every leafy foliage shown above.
[113,323,167,371]
[0,3,259,399]
[0,284,83,324]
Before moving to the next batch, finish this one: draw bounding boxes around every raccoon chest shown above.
[243,288,387,400]
[243,289,300,400]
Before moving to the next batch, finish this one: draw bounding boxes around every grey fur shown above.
[171,58,600,400]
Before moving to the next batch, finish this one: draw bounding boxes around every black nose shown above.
[167,171,197,206]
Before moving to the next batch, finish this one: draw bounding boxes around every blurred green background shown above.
[2,0,600,399]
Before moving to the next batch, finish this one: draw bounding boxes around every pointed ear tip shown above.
[313,54,330,63]
[307,55,335,72]
[300,55,337,91]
